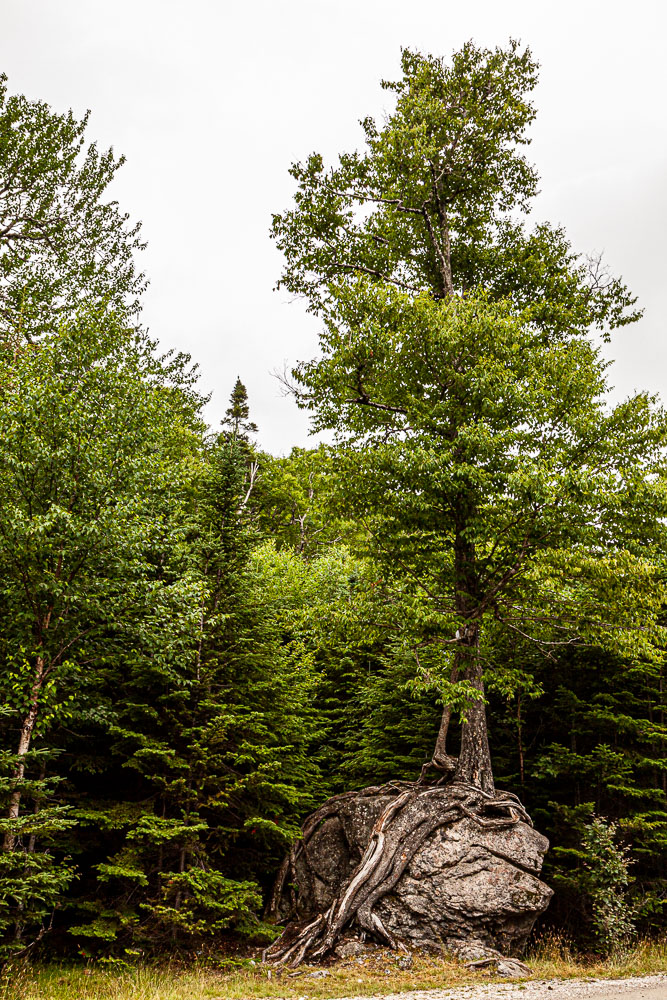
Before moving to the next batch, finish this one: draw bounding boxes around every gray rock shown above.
[334,939,369,959]
[271,783,552,958]
[377,815,552,954]
[496,958,533,978]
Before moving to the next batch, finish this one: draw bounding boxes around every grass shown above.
[5,937,666,1000]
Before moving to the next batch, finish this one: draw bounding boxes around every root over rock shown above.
[265,780,552,966]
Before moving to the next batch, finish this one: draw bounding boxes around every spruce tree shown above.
[221,378,258,441]
[61,436,322,955]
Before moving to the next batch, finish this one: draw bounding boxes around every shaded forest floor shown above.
[7,938,667,1000]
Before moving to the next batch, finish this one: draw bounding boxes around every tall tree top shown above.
[0,74,145,345]
[221,376,258,440]
[272,41,639,336]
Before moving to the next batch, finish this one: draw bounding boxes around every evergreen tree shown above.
[221,378,258,441]
[504,644,667,940]
[60,437,321,955]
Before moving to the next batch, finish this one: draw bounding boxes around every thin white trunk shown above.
[4,655,46,850]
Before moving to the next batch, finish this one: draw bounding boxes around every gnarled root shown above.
[264,780,531,967]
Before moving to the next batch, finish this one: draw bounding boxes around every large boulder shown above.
[377,812,552,953]
[269,781,552,959]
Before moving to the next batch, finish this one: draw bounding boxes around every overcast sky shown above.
[2,1,666,453]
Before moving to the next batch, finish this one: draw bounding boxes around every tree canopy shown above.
[0,74,145,345]
[272,42,639,334]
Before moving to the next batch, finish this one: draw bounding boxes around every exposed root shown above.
[418,753,457,784]
[264,781,415,926]
[265,780,531,966]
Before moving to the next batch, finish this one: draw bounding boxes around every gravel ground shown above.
[326,974,667,1000]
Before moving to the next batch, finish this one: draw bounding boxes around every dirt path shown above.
[327,974,667,1000]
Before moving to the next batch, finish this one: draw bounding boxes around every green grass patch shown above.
[5,938,666,1000]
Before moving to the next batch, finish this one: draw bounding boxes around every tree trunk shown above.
[433,704,452,762]
[448,527,494,793]
[452,632,494,794]
[517,696,525,787]
[27,759,47,854]
[430,661,459,776]
[433,656,457,756]
[4,654,46,850]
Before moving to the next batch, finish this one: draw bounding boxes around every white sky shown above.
[2,0,666,453]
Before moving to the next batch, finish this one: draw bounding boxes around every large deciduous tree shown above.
[0,74,145,344]
[265,40,667,965]
[272,42,638,331]
[272,41,667,795]
[297,286,666,793]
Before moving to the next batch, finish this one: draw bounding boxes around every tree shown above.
[265,42,667,962]
[272,41,666,794]
[0,308,201,951]
[58,437,323,956]
[272,42,638,331]
[497,641,667,942]
[255,447,344,555]
[221,377,258,441]
[294,287,667,792]
[0,74,145,345]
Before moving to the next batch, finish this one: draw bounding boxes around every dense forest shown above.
[0,42,666,966]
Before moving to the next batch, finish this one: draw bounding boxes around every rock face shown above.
[377,813,552,954]
[269,781,552,959]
